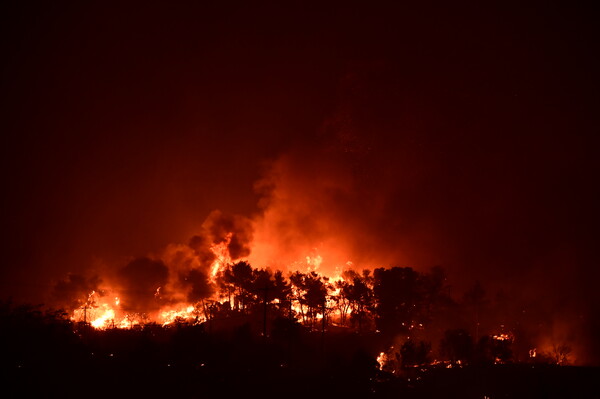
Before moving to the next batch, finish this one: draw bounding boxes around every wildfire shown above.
[69,243,354,331]
[71,292,121,329]
[306,255,323,271]
[90,306,115,329]
[529,348,537,358]
[159,305,202,326]
[210,233,233,277]
[71,292,212,330]
[58,223,575,369]
[376,351,388,370]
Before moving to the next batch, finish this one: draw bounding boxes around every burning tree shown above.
[341,269,374,332]
[289,271,328,329]
[51,251,578,370]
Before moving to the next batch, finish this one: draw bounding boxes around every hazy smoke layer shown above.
[248,148,403,275]
[46,62,597,364]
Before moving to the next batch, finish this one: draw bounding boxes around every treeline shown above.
[4,262,574,375]
[196,262,570,367]
[0,262,589,397]
[1,301,591,399]
[205,262,451,337]
[0,295,583,398]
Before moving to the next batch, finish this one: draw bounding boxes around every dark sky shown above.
[1,1,598,315]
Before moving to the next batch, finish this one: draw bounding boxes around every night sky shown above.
[1,0,598,340]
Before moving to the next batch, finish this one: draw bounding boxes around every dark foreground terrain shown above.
[1,304,598,398]
[5,355,598,398]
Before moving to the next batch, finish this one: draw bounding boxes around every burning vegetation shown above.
[3,244,595,398]
[7,147,590,398]
[45,212,582,373]
[2,154,595,396]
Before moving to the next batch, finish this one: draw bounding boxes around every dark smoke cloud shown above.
[172,210,253,302]
[116,257,169,313]
[184,269,212,303]
[188,234,216,267]
[160,243,215,303]
[201,210,253,260]
[52,210,254,311]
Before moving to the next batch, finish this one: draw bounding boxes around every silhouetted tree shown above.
[373,267,424,335]
[289,271,307,322]
[343,270,374,332]
[304,272,327,329]
[421,266,451,318]
[333,279,352,325]
[289,271,327,329]
[218,261,254,312]
[272,270,292,318]
[440,328,474,364]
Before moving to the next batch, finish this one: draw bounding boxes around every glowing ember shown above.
[492,333,513,341]
[376,352,387,370]
[529,348,537,358]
